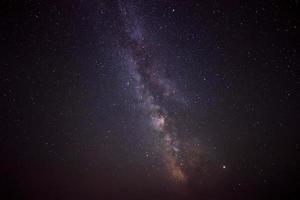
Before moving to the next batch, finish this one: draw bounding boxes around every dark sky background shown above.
[1,0,298,200]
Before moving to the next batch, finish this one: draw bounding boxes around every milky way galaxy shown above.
[2,0,298,199]
[118,1,189,183]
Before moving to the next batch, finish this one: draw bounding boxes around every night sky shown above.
[1,0,298,199]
